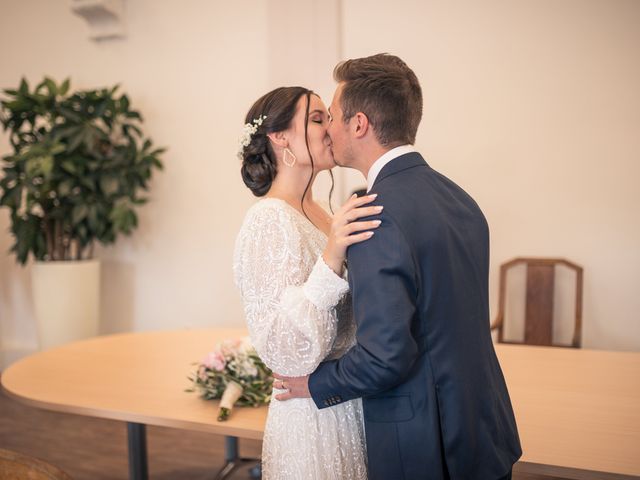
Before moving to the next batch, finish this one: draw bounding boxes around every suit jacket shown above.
[309,152,522,480]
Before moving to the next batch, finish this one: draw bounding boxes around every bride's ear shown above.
[267,131,288,149]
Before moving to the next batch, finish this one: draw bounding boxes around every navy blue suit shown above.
[309,152,521,479]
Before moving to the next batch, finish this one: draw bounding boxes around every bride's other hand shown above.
[322,193,383,276]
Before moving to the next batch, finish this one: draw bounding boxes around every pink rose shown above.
[203,351,226,372]
[220,339,242,356]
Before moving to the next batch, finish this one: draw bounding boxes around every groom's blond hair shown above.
[334,53,423,146]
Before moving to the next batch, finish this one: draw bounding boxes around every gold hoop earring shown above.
[283,147,297,167]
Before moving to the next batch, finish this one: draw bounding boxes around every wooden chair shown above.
[490,257,583,348]
[0,448,73,479]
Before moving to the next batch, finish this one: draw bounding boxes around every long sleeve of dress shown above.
[233,202,349,376]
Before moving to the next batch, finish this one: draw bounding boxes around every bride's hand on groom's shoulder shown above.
[322,193,383,276]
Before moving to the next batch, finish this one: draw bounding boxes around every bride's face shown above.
[287,94,335,172]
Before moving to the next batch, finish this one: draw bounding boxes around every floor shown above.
[0,385,261,479]
[0,383,562,480]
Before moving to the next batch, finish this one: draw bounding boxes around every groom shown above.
[275,54,522,479]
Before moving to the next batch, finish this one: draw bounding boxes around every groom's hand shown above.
[273,373,311,401]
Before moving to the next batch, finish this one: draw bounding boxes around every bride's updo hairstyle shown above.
[240,86,312,197]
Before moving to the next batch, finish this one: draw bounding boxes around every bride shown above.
[233,86,381,479]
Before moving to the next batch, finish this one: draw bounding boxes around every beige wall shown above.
[1,0,638,363]
[341,0,640,350]
[0,0,271,362]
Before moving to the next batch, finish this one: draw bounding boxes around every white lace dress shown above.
[233,198,367,480]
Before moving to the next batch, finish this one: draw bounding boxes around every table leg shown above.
[127,422,149,480]
[214,436,261,479]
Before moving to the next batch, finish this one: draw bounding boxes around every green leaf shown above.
[50,143,66,155]
[100,176,119,196]
[0,186,20,208]
[87,204,99,230]
[4,99,29,111]
[59,78,70,96]
[44,78,57,97]
[77,224,88,239]
[40,155,54,177]
[67,127,86,152]
[124,123,142,137]
[72,204,89,224]
[12,214,41,265]
[119,94,129,111]
[53,125,81,141]
[95,100,108,118]
[86,159,101,171]
[19,78,29,95]
[58,107,82,123]
[61,160,77,174]
[25,155,54,178]
[124,111,142,120]
[57,180,74,197]
[80,176,94,190]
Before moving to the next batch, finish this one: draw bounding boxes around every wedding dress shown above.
[233,198,367,480]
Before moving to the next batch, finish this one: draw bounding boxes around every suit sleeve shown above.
[308,208,419,408]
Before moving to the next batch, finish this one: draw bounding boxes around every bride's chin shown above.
[321,161,335,171]
[312,156,335,172]
[326,154,336,167]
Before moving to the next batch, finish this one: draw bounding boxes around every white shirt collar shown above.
[366,144,416,191]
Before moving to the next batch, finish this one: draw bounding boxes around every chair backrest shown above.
[492,257,583,348]
[0,448,73,480]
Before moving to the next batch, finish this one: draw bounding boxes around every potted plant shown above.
[0,77,164,349]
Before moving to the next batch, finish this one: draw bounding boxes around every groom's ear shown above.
[352,112,370,139]
[267,131,288,148]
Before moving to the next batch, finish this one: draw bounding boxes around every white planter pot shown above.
[31,259,101,350]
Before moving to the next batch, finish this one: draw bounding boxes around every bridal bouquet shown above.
[187,337,273,421]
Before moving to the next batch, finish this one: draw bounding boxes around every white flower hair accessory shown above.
[237,115,267,160]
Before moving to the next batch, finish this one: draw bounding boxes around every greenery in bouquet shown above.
[187,337,273,421]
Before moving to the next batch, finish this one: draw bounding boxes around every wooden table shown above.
[1,328,263,480]
[2,329,639,479]
[499,344,640,479]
